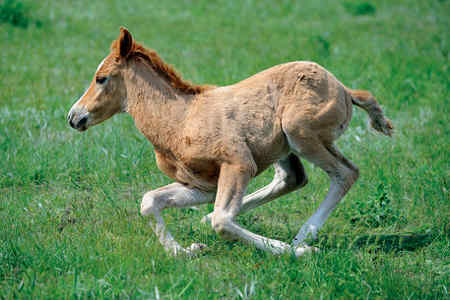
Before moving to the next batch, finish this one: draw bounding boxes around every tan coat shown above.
[68,28,393,256]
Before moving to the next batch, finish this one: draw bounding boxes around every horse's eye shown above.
[96,77,108,84]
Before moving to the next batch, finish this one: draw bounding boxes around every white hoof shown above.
[187,243,207,252]
[294,245,319,257]
[182,243,208,257]
[167,243,207,257]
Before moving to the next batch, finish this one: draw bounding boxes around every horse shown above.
[67,27,393,257]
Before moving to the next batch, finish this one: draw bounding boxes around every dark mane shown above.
[111,40,214,94]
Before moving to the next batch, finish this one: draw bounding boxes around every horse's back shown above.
[184,61,351,175]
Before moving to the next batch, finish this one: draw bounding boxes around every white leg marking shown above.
[141,183,214,256]
[284,136,358,249]
[293,180,343,246]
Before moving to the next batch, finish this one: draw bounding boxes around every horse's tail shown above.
[349,89,394,136]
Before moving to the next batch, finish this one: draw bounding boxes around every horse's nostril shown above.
[69,118,75,128]
[78,115,88,127]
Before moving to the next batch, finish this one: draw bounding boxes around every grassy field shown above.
[1,0,448,298]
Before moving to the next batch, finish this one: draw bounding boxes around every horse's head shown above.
[68,27,134,131]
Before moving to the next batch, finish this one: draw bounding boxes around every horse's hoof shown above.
[186,243,207,254]
[294,245,319,257]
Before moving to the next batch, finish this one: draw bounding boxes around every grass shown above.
[0,0,448,298]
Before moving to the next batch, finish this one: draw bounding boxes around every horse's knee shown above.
[211,213,235,240]
[211,213,226,234]
[344,163,359,185]
[140,191,162,216]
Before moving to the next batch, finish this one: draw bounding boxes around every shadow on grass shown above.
[313,232,437,253]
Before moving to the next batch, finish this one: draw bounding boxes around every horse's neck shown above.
[125,64,191,151]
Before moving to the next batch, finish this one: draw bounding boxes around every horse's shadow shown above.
[312,231,436,253]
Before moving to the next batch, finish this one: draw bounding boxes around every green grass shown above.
[1,0,448,298]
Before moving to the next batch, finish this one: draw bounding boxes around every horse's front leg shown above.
[201,154,308,224]
[211,163,316,257]
[140,182,215,256]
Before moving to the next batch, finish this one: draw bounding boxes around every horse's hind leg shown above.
[201,153,308,223]
[288,139,359,247]
[140,183,214,256]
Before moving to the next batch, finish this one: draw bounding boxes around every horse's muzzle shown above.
[67,106,89,131]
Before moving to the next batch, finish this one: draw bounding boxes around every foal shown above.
[68,28,393,256]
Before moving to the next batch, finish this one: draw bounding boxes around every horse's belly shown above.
[243,111,290,175]
[155,150,219,191]
[175,160,219,191]
[248,135,290,176]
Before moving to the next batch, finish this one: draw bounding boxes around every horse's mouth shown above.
[77,125,88,132]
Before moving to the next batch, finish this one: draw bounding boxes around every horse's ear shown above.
[118,27,133,58]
